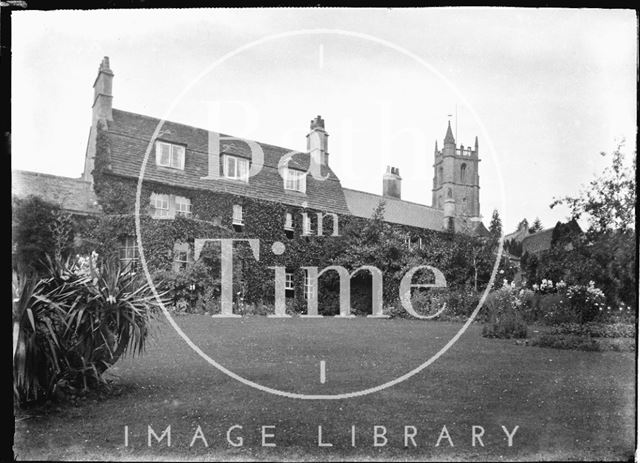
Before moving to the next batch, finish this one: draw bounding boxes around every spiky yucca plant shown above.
[13,255,167,405]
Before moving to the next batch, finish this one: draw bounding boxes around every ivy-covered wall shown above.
[88,120,503,314]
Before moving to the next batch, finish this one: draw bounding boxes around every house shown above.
[12,57,490,306]
[521,219,583,255]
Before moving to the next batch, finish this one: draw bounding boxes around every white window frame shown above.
[151,193,171,218]
[155,141,185,170]
[119,237,138,267]
[232,204,244,226]
[175,196,192,217]
[302,213,312,236]
[303,269,314,300]
[284,168,307,193]
[284,212,293,231]
[285,272,294,290]
[223,155,249,182]
[173,242,190,272]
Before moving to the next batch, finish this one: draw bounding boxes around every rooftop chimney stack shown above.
[382,165,402,199]
[92,56,113,123]
[306,115,329,167]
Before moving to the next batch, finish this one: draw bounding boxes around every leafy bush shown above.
[481,284,528,339]
[13,255,166,405]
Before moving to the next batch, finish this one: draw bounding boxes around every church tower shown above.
[432,121,480,219]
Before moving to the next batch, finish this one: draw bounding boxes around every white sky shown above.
[11,8,637,232]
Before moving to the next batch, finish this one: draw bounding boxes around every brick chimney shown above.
[92,56,113,123]
[306,115,329,167]
[382,166,402,199]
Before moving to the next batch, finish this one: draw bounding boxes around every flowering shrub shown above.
[597,302,637,324]
[565,281,606,323]
[481,282,528,339]
[530,279,612,325]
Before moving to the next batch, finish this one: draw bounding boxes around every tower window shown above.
[438,166,443,185]
[460,163,467,183]
[447,188,452,198]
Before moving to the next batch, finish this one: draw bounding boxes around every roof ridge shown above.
[341,187,439,210]
[12,170,89,183]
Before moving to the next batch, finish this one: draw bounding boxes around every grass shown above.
[14,315,636,461]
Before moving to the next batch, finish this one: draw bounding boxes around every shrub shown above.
[12,255,166,405]
[481,284,528,339]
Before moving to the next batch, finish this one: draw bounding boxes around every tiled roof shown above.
[467,219,490,237]
[342,188,443,230]
[12,170,101,215]
[521,227,554,255]
[104,109,351,215]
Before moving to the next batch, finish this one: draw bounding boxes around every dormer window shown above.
[223,155,249,182]
[156,141,185,170]
[284,168,306,193]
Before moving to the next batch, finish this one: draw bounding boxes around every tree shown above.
[489,209,502,239]
[529,217,543,233]
[551,142,635,233]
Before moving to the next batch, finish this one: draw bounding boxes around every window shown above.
[447,188,453,198]
[223,155,249,182]
[302,213,312,236]
[175,196,192,217]
[285,272,294,290]
[232,204,244,226]
[284,168,306,193]
[155,141,185,170]
[303,269,314,300]
[438,166,443,185]
[151,193,170,218]
[460,163,467,183]
[173,242,191,272]
[284,213,293,231]
[118,237,138,269]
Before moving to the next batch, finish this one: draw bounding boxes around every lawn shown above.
[14,315,636,461]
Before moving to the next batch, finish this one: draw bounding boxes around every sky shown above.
[11,8,637,233]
